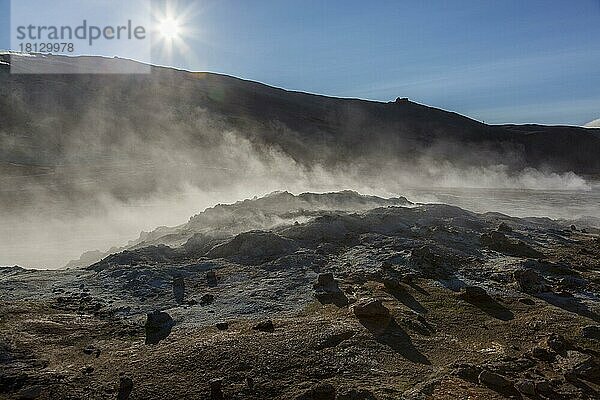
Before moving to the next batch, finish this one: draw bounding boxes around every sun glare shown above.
[152,2,200,60]
[158,17,182,40]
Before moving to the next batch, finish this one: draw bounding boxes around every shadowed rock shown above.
[216,322,229,331]
[458,286,514,320]
[253,320,274,333]
[352,299,390,321]
[313,273,349,307]
[478,370,513,389]
[206,270,218,286]
[210,379,224,400]
[582,325,600,340]
[458,286,490,302]
[481,231,544,258]
[513,269,550,294]
[295,382,336,400]
[173,277,185,304]
[117,376,133,400]
[145,311,175,345]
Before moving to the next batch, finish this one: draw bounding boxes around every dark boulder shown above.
[409,246,449,278]
[458,286,491,302]
[481,231,544,258]
[453,363,483,382]
[253,320,274,333]
[206,270,218,286]
[581,325,600,340]
[514,379,536,396]
[352,298,390,320]
[497,222,513,232]
[173,277,185,304]
[295,382,336,400]
[478,370,513,389]
[513,269,550,294]
[200,294,215,306]
[313,273,348,307]
[530,346,555,361]
[145,311,175,345]
[545,333,568,352]
[210,379,224,400]
[117,376,133,400]
[83,345,101,358]
[216,322,229,331]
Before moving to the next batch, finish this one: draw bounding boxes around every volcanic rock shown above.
[313,273,348,307]
[352,299,390,320]
[145,311,175,345]
[253,320,275,333]
[173,277,185,304]
[513,269,550,294]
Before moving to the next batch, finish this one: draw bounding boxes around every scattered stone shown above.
[545,333,567,352]
[400,272,416,284]
[497,222,513,233]
[478,370,512,389]
[253,320,274,333]
[313,272,348,307]
[514,379,536,396]
[173,276,185,304]
[17,386,42,400]
[207,270,218,286]
[336,388,376,400]
[453,363,483,382]
[570,357,600,382]
[81,365,94,374]
[513,269,550,294]
[581,325,600,340]
[410,246,448,278]
[83,345,101,358]
[535,380,552,393]
[557,276,587,289]
[117,376,134,400]
[530,346,555,361]
[481,231,544,258]
[295,382,336,400]
[458,286,491,302]
[210,378,224,400]
[316,243,338,255]
[145,311,175,345]
[558,351,597,383]
[316,330,355,350]
[216,322,229,331]
[200,294,215,306]
[518,297,535,305]
[315,272,335,287]
[352,298,390,320]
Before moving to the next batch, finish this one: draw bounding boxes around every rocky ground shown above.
[1,191,599,399]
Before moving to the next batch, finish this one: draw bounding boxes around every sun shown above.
[152,2,200,59]
[158,17,182,41]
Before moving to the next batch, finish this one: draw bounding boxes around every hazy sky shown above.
[1,0,599,125]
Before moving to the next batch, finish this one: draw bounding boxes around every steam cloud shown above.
[0,66,594,269]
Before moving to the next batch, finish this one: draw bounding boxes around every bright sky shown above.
[1,0,599,125]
